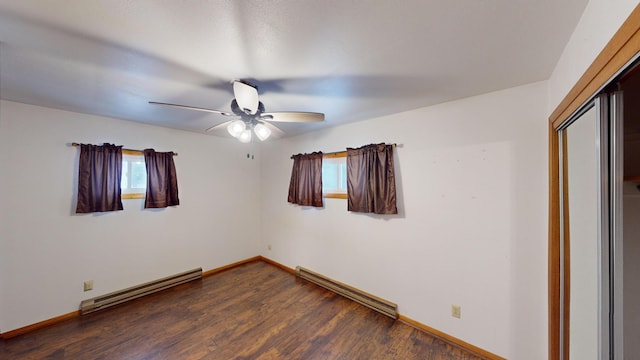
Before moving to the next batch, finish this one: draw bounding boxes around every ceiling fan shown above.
[149,80,324,142]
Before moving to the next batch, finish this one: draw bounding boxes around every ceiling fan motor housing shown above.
[231,99,265,124]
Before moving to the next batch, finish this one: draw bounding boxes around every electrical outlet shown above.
[451,305,461,319]
[84,280,94,292]
[268,244,272,251]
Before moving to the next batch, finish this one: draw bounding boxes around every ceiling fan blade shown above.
[261,121,285,138]
[205,120,233,132]
[233,80,259,114]
[261,112,324,123]
[149,101,233,116]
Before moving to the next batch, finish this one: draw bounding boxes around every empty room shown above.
[1,1,639,359]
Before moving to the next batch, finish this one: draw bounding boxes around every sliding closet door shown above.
[560,95,611,360]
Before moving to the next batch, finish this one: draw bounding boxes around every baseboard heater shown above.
[80,268,202,315]
[295,266,398,319]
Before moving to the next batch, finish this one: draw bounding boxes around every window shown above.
[322,152,347,199]
[121,150,146,199]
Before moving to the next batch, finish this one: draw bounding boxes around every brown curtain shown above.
[288,152,323,207]
[144,149,179,209]
[76,143,124,213]
[347,143,397,214]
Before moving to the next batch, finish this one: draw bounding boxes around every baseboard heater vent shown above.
[296,266,398,319]
[80,268,202,315]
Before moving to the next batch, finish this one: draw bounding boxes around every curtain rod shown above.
[292,143,399,158]
[323,143,398,156]
[71,143,178,156]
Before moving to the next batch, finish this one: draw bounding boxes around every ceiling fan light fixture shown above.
[254,123,271,141]
[238,128,252,143]
[227,120,245,138]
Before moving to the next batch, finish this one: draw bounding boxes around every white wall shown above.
[260,81,548,359]
[0,100,262,333]
[548,0,638,113]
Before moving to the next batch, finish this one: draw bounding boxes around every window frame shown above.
[322,152,348,199]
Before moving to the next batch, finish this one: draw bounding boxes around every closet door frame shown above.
[548,6,640,360]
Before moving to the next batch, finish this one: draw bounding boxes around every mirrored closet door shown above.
[557,95,613,360]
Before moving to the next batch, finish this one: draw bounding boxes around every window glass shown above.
[322,153,347,198]
[121,152,146,199]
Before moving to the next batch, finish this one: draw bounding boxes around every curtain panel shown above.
[346,143,397,214]
[288,152,324,207]
[76,143,124,213]
[143,149,180,209]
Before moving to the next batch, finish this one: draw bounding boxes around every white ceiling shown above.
[0,1,588,138]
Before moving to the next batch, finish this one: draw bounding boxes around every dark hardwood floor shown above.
[0,261,485,359]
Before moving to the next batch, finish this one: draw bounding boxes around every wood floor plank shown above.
[0,261,487,359]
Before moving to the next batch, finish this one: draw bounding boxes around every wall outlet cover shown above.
[451,305,461,319]
[84,280,94,292]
